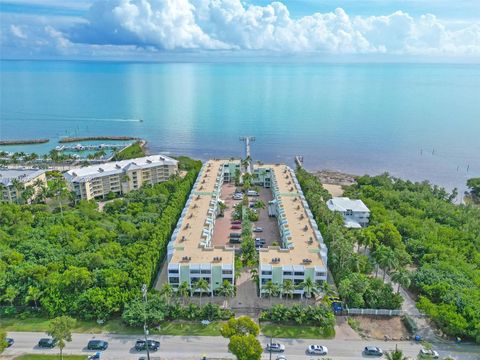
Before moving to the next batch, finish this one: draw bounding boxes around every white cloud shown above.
[2,0,480,58]
[10,24,28,39]
[64,0,480,56]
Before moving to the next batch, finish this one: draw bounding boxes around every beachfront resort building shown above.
[327,197,370,228]
[64,155,178,200]
[0,168,47,203]
[166,159,328,297]
[166,160,236,296]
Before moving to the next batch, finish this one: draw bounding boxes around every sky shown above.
[1,0,479,61]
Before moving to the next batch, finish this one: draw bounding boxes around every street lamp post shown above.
[269,335,273,360]
[142,284,151,360]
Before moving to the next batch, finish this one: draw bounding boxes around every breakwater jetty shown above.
[59,136,139,143]
[0,138,49,145]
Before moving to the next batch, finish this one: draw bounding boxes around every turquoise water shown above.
[1,60,479,193]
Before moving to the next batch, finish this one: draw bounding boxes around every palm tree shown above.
[177,281,190,305]
[319,281,336,304]
[217,280,235,308]
[391,269,411,293]
[11,178,24,204]
[25,286,42,309]
[385,346,408,360]
[281,279,295,302]
[160,283,174,305]
[262,281,279,304]
[373,245,397,281]
[195,278,210,305]
[299,277,318,302]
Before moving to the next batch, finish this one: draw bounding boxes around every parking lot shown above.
[211,183,241,247]
[250,186,281,248]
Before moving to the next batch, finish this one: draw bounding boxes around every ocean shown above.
[1,60,479,194]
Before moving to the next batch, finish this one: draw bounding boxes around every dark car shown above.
[38,338,57,348]
[87,340,109,351]
[6,338,14,347]
[231,225,241,229]
[231,220,242,225]
[135,339,160,351]
[364,346,383,356]
[229,238,241,244]
[229,233,241,238]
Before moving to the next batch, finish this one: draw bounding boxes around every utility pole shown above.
[142,284,151,360]
[269,335,273,360]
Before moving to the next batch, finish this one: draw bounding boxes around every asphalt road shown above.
[2,332,479,360]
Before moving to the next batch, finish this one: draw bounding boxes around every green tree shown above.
[25,285,42,308]
[47,316,76,360]
[177,281,190,305]
[0,330,7,353]
[262,280,280,304]
[228,334,263,360]
[281,279,295,301]
[194,278,210,305]
[160,283,174,305]
[217,280,235,307]
[467,177,480,197]
[299,277,319,301]
[221,316,260,338]
[391,269,411,294]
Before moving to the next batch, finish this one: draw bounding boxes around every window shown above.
[168,277,179,284]
[283,271,293,276]
[169,269,179,274]
[201,270,211,274]
[345,209,353,216]
[190,269,200,274]
[222,270,233,275]
[261,271,272,276]
[294,272,304,276]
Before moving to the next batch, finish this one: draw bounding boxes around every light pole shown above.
[142,284,151,360]
[269,335,273,360]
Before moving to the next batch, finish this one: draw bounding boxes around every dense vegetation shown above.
[122,291,233,327]
[111,141,145,161]
[0,158,201,320]
[259,304,335,337]
[344,174,480,342]
[296,169,403,310]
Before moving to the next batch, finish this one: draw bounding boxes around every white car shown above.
[266,342,285,352]
[419,349,439,359]
[307,344,328,355]
[276,356,287,360]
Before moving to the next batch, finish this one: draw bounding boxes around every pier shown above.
[0,138,49,146]
[59,136,139,143]
[295,155,304,168]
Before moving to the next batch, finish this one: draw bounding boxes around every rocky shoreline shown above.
[0,138,49,145]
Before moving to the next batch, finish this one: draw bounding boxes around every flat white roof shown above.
[0,168,45,186]
[327,197,370,212]
[65,155,178,182]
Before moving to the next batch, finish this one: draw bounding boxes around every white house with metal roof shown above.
[326,197,370,228]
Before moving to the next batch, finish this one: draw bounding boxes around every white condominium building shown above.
[0,168,47,203]
[64,155,178,200]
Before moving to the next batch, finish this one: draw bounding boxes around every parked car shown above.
[255,238,266,243]
[364,346,383,356]
[6,338,14,347]
[229,232,241,238]
[88,353,101,360]
[253,227,263,232]
[87,340,109,351]
[231,220,242,224]
[229,238,241,244]
[38,338,57,348]
[307,344,328,355]
[231,225,241,229]
[247,190,259,196]
[135,339,160,351]
[276,356,287,360]
[266,342,285,353]
[419,349,439,359]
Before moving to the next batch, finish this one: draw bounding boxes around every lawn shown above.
[1,316,223,337]
[0,317,140,334]
[260,323,335,339]
[13,356,87,360]
[153,321,223,336]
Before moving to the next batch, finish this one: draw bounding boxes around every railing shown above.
[346,308,404,316]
